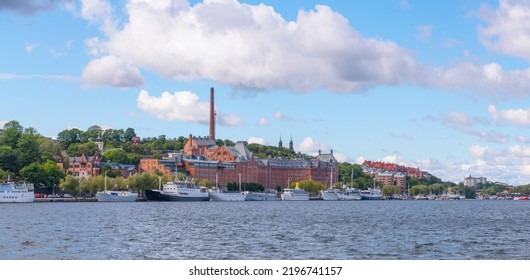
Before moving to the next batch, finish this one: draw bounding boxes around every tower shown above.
[209,87,215,140]
[289,135,294,151]
[279,135,283,148]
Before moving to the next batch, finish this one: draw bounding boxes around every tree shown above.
[20,163,47,187]
[60,175,80,194]
[124,128,136,142]
[42,160,64,187]
[84,125,103,141]
[102,149,129,164]
[0,145,18,172]
[0,126,23,148]
[127,172,160,192]
[67,142,99,157]
[382,185,401,197]
[57,128,83,149]
[17,134,41,167]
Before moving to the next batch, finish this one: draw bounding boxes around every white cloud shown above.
[355,156,366,164]
[400,0,410,11]
[440,110,508,143]
[478,0,530,61]
[24,43,36,53]
[296,137,331,156]
[517,135,530,143]
[415,25,433,41]
[136,90,240,126]
[81,0,116,34]
[80,1,421,92]
[488,104,530,126]
[75,0,530,98]
[469,144,488,158]
[483,63,503,82]
[247,137,267,145]
[81,55,144,88]
[256,117,270,126]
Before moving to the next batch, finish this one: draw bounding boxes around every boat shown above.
[96,174,138,202]
[209,188,248,201]
[145,179,209,201]
[360,178,382,200]
[321,188,361,201]
[208,173,248,201]
[281,187,309,201]
[246,191,281,201]
[0,182,34,203]
[96,190,138,202]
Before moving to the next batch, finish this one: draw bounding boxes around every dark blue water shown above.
[1,200,529,260]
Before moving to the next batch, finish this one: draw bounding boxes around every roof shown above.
[192,136,216,147]
[316,153,337,163]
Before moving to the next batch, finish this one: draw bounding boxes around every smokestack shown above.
[209,87,215,140]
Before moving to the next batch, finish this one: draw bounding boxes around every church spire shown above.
[279,135,283,148]
[289,135,294,151]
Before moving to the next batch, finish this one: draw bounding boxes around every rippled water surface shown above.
[1,200,529,259]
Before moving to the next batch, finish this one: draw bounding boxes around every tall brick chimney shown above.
[209,87,215,140]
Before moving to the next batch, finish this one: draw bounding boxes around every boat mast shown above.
[104,171,107,191]
[158,176,161,190]
[239,173,242,192]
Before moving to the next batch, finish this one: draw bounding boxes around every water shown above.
[1,200,529,260]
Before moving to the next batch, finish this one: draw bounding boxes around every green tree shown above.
[17,134,41,167]
[20,162,47,187]
[57,128,84,149]
[127,172,160,192]
[42,160,65,187]
[102,149,129,164]
[382,185,401,197]
[67,142,99,157]
[0,145,18,172]
[60,175,80,194]
[84,125,103,142]
[410,184,429,196]
[124,128,136,142]
[0,122,23,148]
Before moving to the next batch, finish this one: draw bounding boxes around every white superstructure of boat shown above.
[209,188,248,201]
[0,182,34,203]
[281,188,309,201]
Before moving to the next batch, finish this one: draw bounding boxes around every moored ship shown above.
[96,190,138,202]
[0,182,34,203]
[209,188,248,201]
[281,188,309,201]
[145,180,209,201]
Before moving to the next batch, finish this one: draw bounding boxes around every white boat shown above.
[321,189,340,200]
[361,178,382,200]
[321,188,361,201]
[96,173,138,202]
[145,179,209,201]
[209,188,248,201]
[246,191,281,201]
[0,182,34,203]
[281,188,309,201]
[96,190,138,202]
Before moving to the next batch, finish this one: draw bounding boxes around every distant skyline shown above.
[2,0,530,185]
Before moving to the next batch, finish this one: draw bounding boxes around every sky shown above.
[3,0,530,185]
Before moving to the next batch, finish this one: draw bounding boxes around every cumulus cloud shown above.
[416,25,433,41]
[478,0,530,61]
[256,117,270,126]
[80,0,421,92]
[0,0,64,15]
[247,137,267,145]
[440,110,508,143]
[488,104,530,126]
[24,43,37,53]
[136,90,240,126]
[81,55,144,87]
[296,137,332,156]
[74,0,530,98]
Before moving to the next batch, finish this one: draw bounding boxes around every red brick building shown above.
[68,152,102,179]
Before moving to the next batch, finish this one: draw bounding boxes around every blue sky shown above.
[3,0,530,185]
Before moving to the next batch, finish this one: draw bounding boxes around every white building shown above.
[463,175,487,187]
